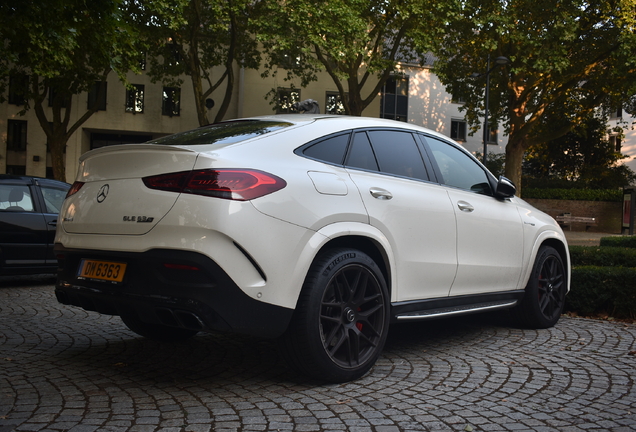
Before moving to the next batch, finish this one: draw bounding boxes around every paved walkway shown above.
[1,279,636,432]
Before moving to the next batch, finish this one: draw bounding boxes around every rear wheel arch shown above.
[316,235,391,296]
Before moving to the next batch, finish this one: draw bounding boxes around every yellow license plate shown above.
[78,259,127,283]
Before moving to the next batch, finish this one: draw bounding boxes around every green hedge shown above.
[523,188,622,202]
[566,266,636,319]
[599,235,636,248]
[569,245,636,267]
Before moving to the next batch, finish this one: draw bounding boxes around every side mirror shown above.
[495,176,516,198]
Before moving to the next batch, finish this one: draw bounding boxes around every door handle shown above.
[48,220,58,226]
[369,188,393,200]
[457,201,474,212]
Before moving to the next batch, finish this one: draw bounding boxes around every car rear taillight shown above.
[142,169,286,201]
[66,181,85,198]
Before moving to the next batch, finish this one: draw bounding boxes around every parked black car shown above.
[0,175,70,275]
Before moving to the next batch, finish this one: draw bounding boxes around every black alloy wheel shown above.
[514,246,567,329]
[281,248,389,382]
[319,263,386,369]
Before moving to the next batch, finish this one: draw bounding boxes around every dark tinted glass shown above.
[368,131,428,180]
[148,120,292,146]
[303,133,350,164]
[346,132,379,171]
[425,137,492,195]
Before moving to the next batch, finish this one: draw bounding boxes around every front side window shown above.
[7,120,27,151]
[126,84,145,113]
[162,87,181,116]
[424,137,492,195]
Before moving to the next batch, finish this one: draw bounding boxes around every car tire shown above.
[120,314,198,342]
[280,248,389,383]
[514,246,567,329]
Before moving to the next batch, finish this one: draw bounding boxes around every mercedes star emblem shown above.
[97,184,109,203]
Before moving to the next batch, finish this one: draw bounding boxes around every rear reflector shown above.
[143,169,286,201]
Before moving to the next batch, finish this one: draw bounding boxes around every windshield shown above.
[147,120,293,146]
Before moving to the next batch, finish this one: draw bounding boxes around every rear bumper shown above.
[54,244,293,338]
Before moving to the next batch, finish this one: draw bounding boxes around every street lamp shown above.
[475,55,509,165]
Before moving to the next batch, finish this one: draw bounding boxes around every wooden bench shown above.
[555,214,597,231]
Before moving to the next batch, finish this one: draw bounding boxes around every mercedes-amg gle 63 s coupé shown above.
[54,115,570,382]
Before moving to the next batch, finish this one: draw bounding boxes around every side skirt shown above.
[391,290,525,322]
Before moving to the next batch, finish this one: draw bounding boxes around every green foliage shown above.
[130,0,263,124]
[566,236,636,319]
[600,235,636,249]
[475,152,506,178]
[569,245,636,267]
[432,0,636,191]
[522,188,623,202]
[524,114,636,189]
[258,0,457,115]
[566,266,636,319]
[0,0,145,181]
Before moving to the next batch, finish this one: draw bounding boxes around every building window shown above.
[276,88,300,114]
[380,76,408,122]
[610,104,623,119]
[325,92,346,115]
[48,88,69,108]
[162,87,181,116]
[6,165,26,176]
[486,127,498,144]
[125,84,145,113]
[8,75,28,106]
[87,82,107,111]
[450,119,467,141]
[7,120,27,151]
[278,53,301,70]
[451,94,465,104]
[610,135,622,152]
[139,53,147,71]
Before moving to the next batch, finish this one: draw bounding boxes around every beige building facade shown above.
[1,61,507,184]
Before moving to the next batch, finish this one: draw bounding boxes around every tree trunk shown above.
[504,135,527,197]
[48,133,69,182]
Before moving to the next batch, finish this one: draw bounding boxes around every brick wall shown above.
[524,199,622,233]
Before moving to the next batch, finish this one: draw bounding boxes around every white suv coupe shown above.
[55,115,570,382]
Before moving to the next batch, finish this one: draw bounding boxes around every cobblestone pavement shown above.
[1,277,636,432]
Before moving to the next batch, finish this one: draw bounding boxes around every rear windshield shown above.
[147,120,293,146]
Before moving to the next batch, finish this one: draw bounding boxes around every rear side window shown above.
[347,132,379,171]
[148,120,292,146]
[302,133,350,165]
[367,131,429,180]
